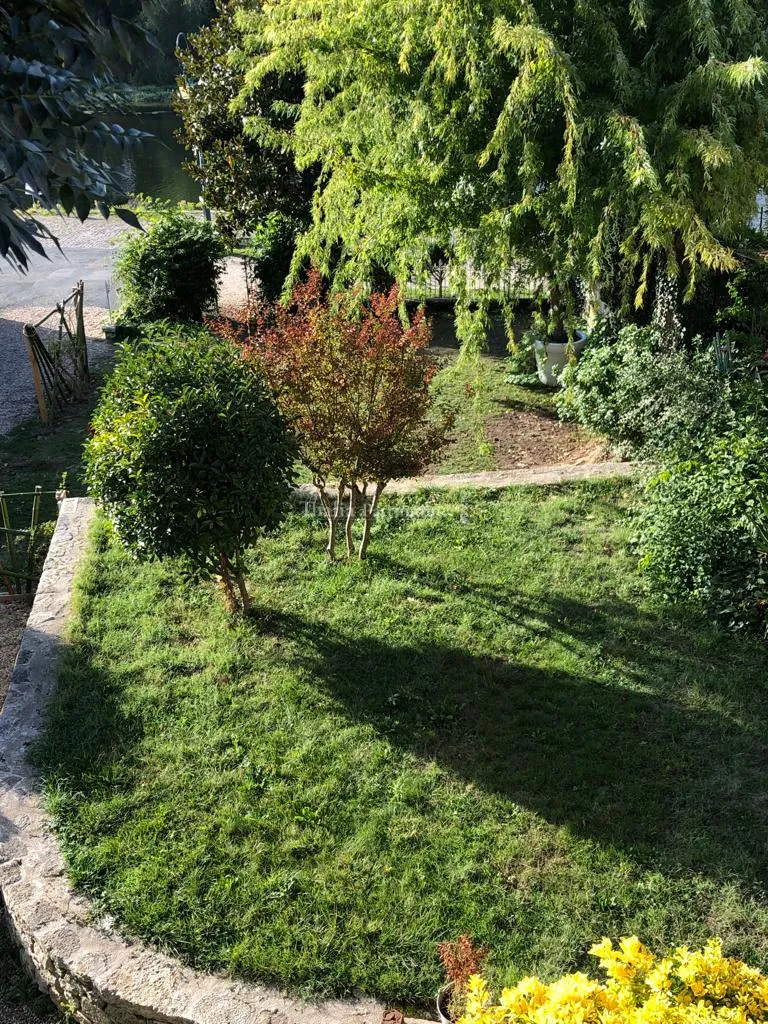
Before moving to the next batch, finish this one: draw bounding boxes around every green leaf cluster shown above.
[176,0,314,242]
[85,324,297,589]
[0,0,153,269]
[237,0,768,341]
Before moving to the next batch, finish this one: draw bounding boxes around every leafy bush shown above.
[462,936,768,1024]
[676,230,768,352]
[558,322,734,459]
[85,325,296,614]
[114,212,226,323]
[237,212,302,301]
[633,418,768,637]
[212,272,451,560]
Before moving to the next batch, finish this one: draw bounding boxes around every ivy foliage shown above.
[1,0,150,270]
[239,0,768,340]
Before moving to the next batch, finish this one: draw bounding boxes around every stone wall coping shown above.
[0,497,430,1024]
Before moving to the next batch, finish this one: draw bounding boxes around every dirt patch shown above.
[485,406,614,469]
[0,601,29,710]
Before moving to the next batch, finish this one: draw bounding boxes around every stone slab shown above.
[295,460,641,500]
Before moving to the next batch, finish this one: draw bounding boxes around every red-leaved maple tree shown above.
[212,272,451,560]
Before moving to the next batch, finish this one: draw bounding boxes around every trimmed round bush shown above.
[85,325,296,613]
[114,212,227,323]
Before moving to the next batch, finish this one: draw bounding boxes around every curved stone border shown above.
[0,498,430,1024]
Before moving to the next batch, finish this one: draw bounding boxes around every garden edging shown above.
[0,497,427,1024]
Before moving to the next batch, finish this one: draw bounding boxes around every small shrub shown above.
[558,321,734,459]
[212,272,451,560]
[462,936,768,1024]
[438,935,488,1021]
[238,212,303,301]
[633,417,768,637]
[85,325,296,614]
[114,212,226,323]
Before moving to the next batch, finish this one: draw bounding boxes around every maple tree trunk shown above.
[345,485,357,559]
[316,481,342,560]
[359,482,384,560]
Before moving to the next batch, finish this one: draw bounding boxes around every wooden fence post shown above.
[23,324,49,424]
[74,280,89,384]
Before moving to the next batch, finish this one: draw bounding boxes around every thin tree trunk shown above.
[217,551,239,613]
[359,482,384,560]
[345,485,358,559]
[316,481,342,561]
[234,556,252,616]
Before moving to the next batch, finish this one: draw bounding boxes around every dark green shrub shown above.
[558,322,734,459]
[85,325,297,614]
[677,230,768,351]
[114,212,227,323]
[634,418,768,637]
[237,212,302,301]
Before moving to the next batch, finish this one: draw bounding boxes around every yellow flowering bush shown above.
[460,937,768,1024]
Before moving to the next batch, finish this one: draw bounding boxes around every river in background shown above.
[93,109,200,205]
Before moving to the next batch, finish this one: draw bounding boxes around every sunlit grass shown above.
[35,481,768,1007]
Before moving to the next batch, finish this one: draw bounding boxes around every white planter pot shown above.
[534,330,587,387]
[437,982,455,1024]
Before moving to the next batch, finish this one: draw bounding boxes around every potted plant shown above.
[530,279,588,386]
[437,935,488,1023]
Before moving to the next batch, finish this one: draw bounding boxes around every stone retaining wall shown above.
[0,498,427,1024]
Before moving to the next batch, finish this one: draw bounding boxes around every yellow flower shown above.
[460,938,768,1024]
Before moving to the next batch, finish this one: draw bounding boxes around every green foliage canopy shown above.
[85,325,297,613]
[240,0,768,336]
[177,0,314,241]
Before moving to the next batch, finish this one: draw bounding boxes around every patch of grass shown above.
[35,482,768,1007]
[122,85,175,111]
[430,351,555,473]
[0,387,101,524]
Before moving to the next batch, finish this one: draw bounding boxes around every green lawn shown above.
[0,383,103,525]
[35,482,768,1010]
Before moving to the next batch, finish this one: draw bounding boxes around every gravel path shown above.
[0,306,115,435]
[0,217,248,437]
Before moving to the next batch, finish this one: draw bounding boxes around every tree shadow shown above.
[257,588,768,887]
[33,573,768,892]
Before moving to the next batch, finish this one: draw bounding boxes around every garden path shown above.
[295,460,639,500]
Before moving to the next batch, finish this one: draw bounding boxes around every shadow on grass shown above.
[36,580,768,892]
[256,592,768,887]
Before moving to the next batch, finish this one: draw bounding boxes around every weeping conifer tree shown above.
[237,0,768,341]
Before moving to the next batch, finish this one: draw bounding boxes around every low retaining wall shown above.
[0,498,426,1024]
